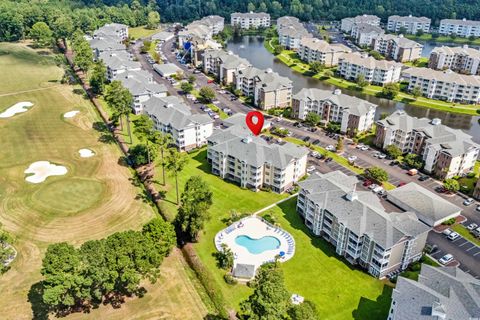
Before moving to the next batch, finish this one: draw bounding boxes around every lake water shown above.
[420,41,480,57]
[225,36,480,142]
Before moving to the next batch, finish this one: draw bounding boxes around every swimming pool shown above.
[235,235,281,254]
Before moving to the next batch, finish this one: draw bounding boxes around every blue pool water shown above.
[235,235,281,254]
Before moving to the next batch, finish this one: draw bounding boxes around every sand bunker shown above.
[79,149,95,158]
[63,110,80,118]
[24,161,68,184]
[0,102,34,118]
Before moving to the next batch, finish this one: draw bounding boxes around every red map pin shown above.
[245,111,264,136]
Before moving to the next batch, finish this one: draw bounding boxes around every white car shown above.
[360,145,369,151]
[467,223,478,231]
[356,144,364,149]
[307,166,316,174]
[442,228,452,236]
[326,145,335,151]
[447,232,460,241]
[463,198,475,206]
[477,205,480,211]
[348,155,357,162]
[310,151,319,157]
[372,186,384,194]
[439,254,454,265]
[377,153,387,159]
[368,183,379,190]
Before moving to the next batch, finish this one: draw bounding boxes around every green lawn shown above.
[129,25,161,39]
[405,33,480,45]
[452,224,480,246]
[404,57,429,68]
[155,150,393,318]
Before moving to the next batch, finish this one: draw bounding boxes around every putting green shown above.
[30,178,106,216]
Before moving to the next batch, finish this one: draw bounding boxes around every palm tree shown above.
[133,115,156,164]
[153,132,173,186]
[165,148,188,204]
[104,81,133,142]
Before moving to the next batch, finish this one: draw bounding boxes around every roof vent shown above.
[333,89,342,95]
[431,118,441,126]
[242,136,253,144]
[346,184,358,202]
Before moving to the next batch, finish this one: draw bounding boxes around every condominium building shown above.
[429,45,480,75]
[298,37,351,66]
[389,264,480,320]
[297,171,430,279]
[439,18,480,37]
[207,123,308,193]
[338,52,402,85]
[202,49,251,85]
[351,23,385,46]
[99,51,141,81]
[276,16,301,29]
[197,15,225,35]
[292,88,377,136]
[113,70,168,114]
[402,67,480,103]
[234,67,293,110]
[372,34,423,62]
[144,96,213,151]
[93,23,129,41]
[230,12,271,29]
[374,110,480,179]
[278,24,311,50]
[340,14,381,33]
[178,21,213,47]
[387,15,431,34]
[89,36,125,59]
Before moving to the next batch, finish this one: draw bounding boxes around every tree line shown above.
[80,0,480,25]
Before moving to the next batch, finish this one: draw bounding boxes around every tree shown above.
[288,300,320,320]
[141,40,152,53]
[213,243,234,270]
[104,81,134,143]
[398,26,407,35]
[240,263,290,319]
[365,166,389,183]
[0,223,14,274]
[199,86,216,102]
[188,75,196,84]
[356,74,369,88]
[326,122,341,133]
[411,86,422,99]
[142,217,176,257]
[336,136,344,152]
[89,61,107,94]
[175,176,213,241]
[416,29,424,37]
[72,31,93,72]
[443,178,460,193]
[309,61,324,74]
[133,115,157,164]
[369,50,384,60]
[165,148,188,205]
[323,69,334,78]
[385,144,402,159]
[155,133,173,186]
[129,144,158,166]
[30,22,53,48]
[305,112,321,127]
[273,44,283,55]
[146,11,160,29]
[51,15,74,42]
[180,81,193,93]
[382,83,400,99]
[404,153,423,169]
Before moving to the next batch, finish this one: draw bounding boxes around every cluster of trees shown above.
[0,223,15,274]
[40,218,176,314]
[239,262,319,320]
[365,166,389,183]
[81,0,480,25]
[0,0,153,43]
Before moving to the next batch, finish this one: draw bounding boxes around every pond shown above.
[225,36,480,142]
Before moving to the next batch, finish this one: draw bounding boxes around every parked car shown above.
[377,153,387,159]
[326,145,335,151]
[435,186,447,193]
[315,154,323,160]
[442,228,452,236]
[325,157,333,162]
[207,79,215,84]
[398,182,406,187]
[476,205,480,212]
[467,223,478,231]
[372,186,384,194]
[348,155,357,162]
[356,144,364,149]
[360,145,369,151]
[424,244,438,254]
[418,175,430,182]
[363,180,373,187]
[310,151,319,157]
[439,254,454,265]
[463,198,475,206]
[447,232,460,241]
[368,183,379,190]
[307,166,316,174]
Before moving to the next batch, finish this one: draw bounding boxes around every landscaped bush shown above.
[223,273,237,285]
[442,218,456,226]
[466,172,476,178]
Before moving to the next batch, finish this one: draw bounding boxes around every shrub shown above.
[224,273,238,285]
[441,218,456,226]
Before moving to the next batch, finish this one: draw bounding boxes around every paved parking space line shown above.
[474,251,480,257]
[458,240,469,247]
[452,238,463,243]
[465,245,477,252]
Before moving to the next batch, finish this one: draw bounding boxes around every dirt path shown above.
[0,85,63,98]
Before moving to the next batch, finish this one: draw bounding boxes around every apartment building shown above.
[292,88,377,136]
[340,14,381,33]
[374,110,480,179]
[93,23,129,41]
[387,15,431,34]
[89,36,125,59]
[402,67,480,103]
[202,49,251,85]
[389,264,480,320]
[178,21,213,47]
[234,67,293,109]
[338,52,402,85]
[277,16,301,29]
[297,171,430,279]
[278,24,312,50]
[113,70,168,114]
[144,96,213,151]
[298,37,351,66]
[372,34,423,62]
[351,23,385,46]
[429,45,480,75]
[439,18,480,37]
[230,12,271,29]
[197,15,225,35]
[99,51,141,81]
[207,124,308,193]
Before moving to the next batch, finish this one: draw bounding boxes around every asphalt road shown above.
[154,35,480,278]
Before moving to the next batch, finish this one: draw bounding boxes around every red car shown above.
[207,79,215,84]
[363,180,373,187]
[398,182,406,187]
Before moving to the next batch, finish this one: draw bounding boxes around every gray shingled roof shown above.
[387,183,461,226]
[388,15,431,23]
[299,171,430,248]
[354,23,384,34]
[203,50,251,69]
[103,54,141,71]
[402,67,480,86]
[233,264,256,279]
[144,96,212,130]
[153,63,182,76]
[89,37,125,51]
[231,12,270,19]
[300,37,351,53]
[113,72,167,97]
[293,88,377,117]
[339,52,402,70]
[93,23,128,38]
[392,264,480,319]
[441,18,480,27]
[152,31,174,41]
[375,34,423,49]
[431,45,480,59]
[209,124,308,169]
[278,24,311,38]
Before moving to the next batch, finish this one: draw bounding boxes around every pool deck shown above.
[214,216,295,269]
